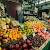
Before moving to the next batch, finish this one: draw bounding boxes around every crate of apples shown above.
[2,39,35,50]
[27,35,46,48]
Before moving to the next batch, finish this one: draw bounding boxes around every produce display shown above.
[24,16,48,28]
[33,19,48,28]
[24,21,33,29]
[2,39,34,50]
[38,30,50,39]
[0,17,50,50]
[0,17,20,29]
[19,25,33,36]
[0,28,22,45]
[24,19,48,32]
[33,23,44,31]
[0,18,22,45]
[24,21,44,32]
[28,35,46,48]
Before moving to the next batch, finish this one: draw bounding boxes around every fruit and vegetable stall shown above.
[0,17,50,50]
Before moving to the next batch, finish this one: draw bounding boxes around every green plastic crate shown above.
[42,41,50,50]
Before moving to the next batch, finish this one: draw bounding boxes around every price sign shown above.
[33,33,35,37]
[44,28,47,33]
[22,35,27,40]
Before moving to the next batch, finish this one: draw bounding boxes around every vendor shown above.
[6,1,24,22]
[17,5,24,23]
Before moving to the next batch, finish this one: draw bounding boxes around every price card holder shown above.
[44,28,47,33]
[22,35,27,40]
[33,33,35,37]
[44,28,47,31]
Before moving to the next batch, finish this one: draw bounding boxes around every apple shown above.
[42,34,45,37]
[29,48,33,50]
[46,31,49,34]
[9,44,15,49]
[22,40,26,43]
[0,34,4,37]
[2,48,7,50]
[49,34,50,37]
[29,43,32,46]
[24,48,28,50]
[40,32,43,35]
[22,43,27,48]
[7,38,10,41]
[18,48,21,50]
[26,39,31,44]
[18,42,21,45]
[20,46,22,50]
[44,35,47,39]
[38,30,41,33]
[16,44,20,49]
[38,33,41,36]
[22,40,25,43]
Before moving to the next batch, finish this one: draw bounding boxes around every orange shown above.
[3,39,8,43]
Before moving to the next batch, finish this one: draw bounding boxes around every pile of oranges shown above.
[7,28,22,40]
[0,28,22,44]
[33,23,44,31]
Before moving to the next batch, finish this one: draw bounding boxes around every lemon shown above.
[4,33,6,34]
[0,47,2,50]
[4,34,8,38]
[9,34,12,38]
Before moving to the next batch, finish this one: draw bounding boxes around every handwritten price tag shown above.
[44,28,47,33]
[33,33,35,37]
[22,35,27,40]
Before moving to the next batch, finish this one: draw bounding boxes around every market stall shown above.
[0,0,50,50]
[0,16,50,50]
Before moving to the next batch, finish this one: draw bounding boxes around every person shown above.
[17,5,24,23]
[17,10,24,23]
